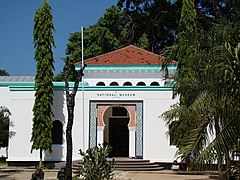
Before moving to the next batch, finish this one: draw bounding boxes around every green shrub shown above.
[79,144,115,180]
[72,177,80,180]
[230,162,240,180]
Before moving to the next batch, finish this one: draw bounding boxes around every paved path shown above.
[126,172,210,180]
[0,169,210,180]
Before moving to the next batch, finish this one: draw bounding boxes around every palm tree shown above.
[162,18,240,178]
[161,1,240,179]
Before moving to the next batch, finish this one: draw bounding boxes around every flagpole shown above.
[81,26,85,151]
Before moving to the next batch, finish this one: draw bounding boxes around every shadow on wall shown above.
[44,91,65,167]
[44,145,64,168]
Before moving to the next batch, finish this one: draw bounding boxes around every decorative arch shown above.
[110,82,119,86]
[136,82,146,86]
[97,105,109,127]
[123,81,132,86]
[96,81,105,86]
[90,101,143,158]
[97,104,136,128]
[150,81,160,86]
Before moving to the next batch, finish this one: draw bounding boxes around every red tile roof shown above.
[75,45,173,65]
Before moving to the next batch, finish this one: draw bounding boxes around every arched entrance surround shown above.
[89,101,143,158]
[99,105,134,157]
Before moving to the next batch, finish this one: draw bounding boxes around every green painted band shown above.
[8,85,173,91]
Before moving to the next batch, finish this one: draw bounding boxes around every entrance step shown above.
[109,158,164,171]
[73,158,164,173]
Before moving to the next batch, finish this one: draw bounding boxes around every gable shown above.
[75,45,165,65]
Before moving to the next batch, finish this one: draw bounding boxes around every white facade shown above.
[0,45,179,164]
[0,65,178,164]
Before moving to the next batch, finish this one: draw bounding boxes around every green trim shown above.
[0,82,35,91]
[75,65,81,71]
[0,82,89,91]
[80,86,173,91]
[75,64,176,71]
[0,81,173,91]
[0,82,35,86]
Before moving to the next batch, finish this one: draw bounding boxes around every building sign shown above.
[97,91,136,98]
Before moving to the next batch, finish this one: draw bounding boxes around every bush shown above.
[79,144,115,180]
[230,162,240,180]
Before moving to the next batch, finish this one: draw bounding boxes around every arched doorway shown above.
[103,106,129,157]
[90,101,143,159]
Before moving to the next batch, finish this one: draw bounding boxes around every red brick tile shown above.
[75,45,176,65]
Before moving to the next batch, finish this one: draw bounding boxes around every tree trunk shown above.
[214,113,222,173]
[225,154,231,180]
[65,95,74,180]
[39,148,43,168]
[63,57,86,180]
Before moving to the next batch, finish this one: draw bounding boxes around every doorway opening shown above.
[103,106,129,157]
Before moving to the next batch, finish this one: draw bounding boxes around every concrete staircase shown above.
[110,158,164,171]
[73,158,164,172]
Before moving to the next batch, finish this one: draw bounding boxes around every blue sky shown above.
[0,0,118,76]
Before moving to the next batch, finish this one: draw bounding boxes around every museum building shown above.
[0,45,178,165]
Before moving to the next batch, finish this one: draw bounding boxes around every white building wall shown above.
[44,91,67,161]
[1,87,178,163]
[144,93,177,162]
[80,90,178,163]
[85,70,164,79]
[0,87,10,158]
[86,78,165,86]
[1,69,178,163]
[71,95,88,160]
[84,69,165,86]
[7,91,39,161]
[0,87,11,108]
[0,148,7,158]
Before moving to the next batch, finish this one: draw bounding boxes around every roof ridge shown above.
[75,45,160,65]
[127,45,160,57]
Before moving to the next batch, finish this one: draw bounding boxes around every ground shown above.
[0,168,211,180]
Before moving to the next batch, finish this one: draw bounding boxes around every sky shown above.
[0,0,118,76]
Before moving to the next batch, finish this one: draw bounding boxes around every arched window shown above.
[123,82,132,86]
[96,82,105,86]
[110,82,119,86]
[52,120,63,145]
[137,82,146,86]
[150,81,160,86]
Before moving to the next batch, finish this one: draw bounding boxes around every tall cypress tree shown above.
[175,0,197,106]
[179,0,197,33]
[31,0,55,167]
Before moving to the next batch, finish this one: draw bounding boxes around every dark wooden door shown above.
[109,118,129,157]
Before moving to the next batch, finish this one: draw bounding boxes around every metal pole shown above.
[81,26,85,151]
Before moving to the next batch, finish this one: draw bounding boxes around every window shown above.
[123,82,132,86]
[52,120,63,145]
[112,107,128,116]
[150,81,160,86]
[110,82,119,86]
[136,82,146,86]
[96,82,105,86]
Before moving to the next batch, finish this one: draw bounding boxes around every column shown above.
[97,126,104,145]
[129,127,136,158]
